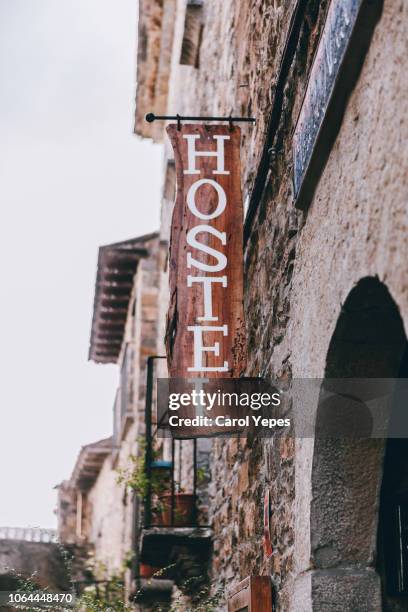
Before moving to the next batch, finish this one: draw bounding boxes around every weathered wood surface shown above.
[166,124,246,378]
[227,575,273,611]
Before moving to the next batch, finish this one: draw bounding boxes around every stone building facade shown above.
[134,1,408,611]
[57,1,408,609]
[57,233,165,601]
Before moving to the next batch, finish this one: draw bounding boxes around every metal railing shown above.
[0,527,58,543]
[143,356,205,529]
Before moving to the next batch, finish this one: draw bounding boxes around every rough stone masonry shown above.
[136,0,408,609]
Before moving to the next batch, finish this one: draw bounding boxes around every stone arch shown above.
[310,277,408,611]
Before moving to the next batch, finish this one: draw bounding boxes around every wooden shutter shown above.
[228,576,273,611]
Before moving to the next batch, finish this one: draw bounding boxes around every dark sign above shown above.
[293,0,382,210]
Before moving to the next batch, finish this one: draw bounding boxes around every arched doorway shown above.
[311,277,408,610]
[377,342,408,611]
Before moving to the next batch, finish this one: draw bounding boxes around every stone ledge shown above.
[311,567,381,612]
[132,578,173,607]
[140,527,212,567]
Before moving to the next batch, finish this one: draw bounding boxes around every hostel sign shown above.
[166,125,246,378]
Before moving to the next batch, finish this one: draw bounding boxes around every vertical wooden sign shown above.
[165,124,246,378]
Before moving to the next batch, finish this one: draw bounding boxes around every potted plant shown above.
[159,486,196,526]
[139,563,161,579]
[149,459,172,525]
[116,446,172,526]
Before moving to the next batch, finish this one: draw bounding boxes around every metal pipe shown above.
[131,493,140,588]
[144,355,166,528]
[171,438,175,526]
[193,439,198,526]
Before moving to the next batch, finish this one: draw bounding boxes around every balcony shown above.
[134,356,212,598]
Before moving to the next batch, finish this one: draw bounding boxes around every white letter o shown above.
[187,179,226,220]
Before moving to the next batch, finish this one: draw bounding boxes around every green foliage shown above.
[153,579,223,612]
[116,440,171,509]
[196,467,208,485]
[176,576,223,611]
[75,573,131,612]
[1,568,45,611]
[3,540,135,612]
[5,557,222,612]
[116,452,149,497]
[135,566,223,612]
[121,550,135,572]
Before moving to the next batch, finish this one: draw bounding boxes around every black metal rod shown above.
[144,355,166,528]
[140,523,212,529]
[171,438,175,526]
[146,112,255,123]
[193,439,198,526]
[131,493,140,586]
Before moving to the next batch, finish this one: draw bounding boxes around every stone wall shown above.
[0,540,71,592]
[286,2,408,608]
[146,0,408,609]
[155,0,329,607]
[86,454,130,575]
[57,234,162,603]
[57,481,78,545]
[83,235,162,593]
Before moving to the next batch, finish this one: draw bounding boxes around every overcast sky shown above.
[0,0,162,527]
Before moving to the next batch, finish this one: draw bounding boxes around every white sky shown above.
[0,0,163,527]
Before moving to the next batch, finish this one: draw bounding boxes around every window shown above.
[180,0,203,68]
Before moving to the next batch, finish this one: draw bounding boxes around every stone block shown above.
[238,461,249,496]
[311,567,382,612]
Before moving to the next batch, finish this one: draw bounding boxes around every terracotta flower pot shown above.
[159,493,196,526]
[139,563,161,579]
